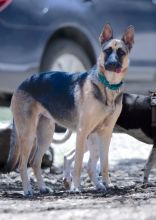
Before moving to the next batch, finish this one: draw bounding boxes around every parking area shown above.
[0,1,156,219]
[0,126,156,220]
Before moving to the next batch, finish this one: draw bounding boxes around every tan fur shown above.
[11,91,55,195]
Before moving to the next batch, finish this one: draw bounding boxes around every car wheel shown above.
[41,38,91,73]
[41,38,92,132]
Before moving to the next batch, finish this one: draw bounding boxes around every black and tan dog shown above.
[10,24,134,196]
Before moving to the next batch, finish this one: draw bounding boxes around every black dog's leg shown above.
[143,144,156,183]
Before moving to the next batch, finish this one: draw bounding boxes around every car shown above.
[0,0,156,106]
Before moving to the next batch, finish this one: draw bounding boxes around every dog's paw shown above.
[96,182,107,192]
[105,182,115,190]
[69,182,82,193]
[40,187,52,194]
[143,176,148,185]
[69,187,81,193]
[63,178,71,189]
[24,190,33,198]
[102,181,114,190]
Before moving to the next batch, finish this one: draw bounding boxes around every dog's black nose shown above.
[105,53,122,72]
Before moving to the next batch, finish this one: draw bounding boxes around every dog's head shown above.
[98,24,135,83]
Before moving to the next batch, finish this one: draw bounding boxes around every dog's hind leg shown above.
[143,144,156,183]
[18,126,37,197]
[63,148,75,189]
[11,92,39,197]
[31,115,55,194]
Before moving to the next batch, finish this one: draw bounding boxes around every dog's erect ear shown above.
[122,25,135,50]
[99,23,113,45]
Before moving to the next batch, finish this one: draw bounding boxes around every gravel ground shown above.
[0,123,156,220]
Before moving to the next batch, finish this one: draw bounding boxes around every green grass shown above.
[0,107,12,122]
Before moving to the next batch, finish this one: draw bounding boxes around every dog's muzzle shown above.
[105,53,122,73]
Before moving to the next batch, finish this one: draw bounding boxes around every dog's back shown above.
[17,71,89,129]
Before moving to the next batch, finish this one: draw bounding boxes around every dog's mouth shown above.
[105,65,122,74]
[104,59,122,74]
[115,67,122,74]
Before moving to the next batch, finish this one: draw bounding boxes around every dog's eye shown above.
[104,47,112,55]
[117,48,126,56]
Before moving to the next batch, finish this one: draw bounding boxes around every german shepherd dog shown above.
[10,24,134,196]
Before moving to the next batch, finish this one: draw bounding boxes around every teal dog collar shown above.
[98,73,123,90]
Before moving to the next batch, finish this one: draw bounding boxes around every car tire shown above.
[41,38,92,73]
[41,38,92,132]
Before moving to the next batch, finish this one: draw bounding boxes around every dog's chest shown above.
[91,81,122,113]
[100,89,122,116]
[93,95,122,133]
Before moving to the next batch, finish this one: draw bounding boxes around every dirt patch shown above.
[1,158,156,220]
[0,128,156,220]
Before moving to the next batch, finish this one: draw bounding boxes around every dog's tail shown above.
[4,120,20,172]
[52,129,72,144]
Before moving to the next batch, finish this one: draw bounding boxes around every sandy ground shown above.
[1,125,156,220]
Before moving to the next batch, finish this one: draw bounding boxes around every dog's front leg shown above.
[71,129,87,192]
[87,133,107,191]
[143,144,156,183]
[98,105,122,189]
[97,130,112,188]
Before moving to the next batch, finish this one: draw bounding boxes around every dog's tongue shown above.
[116,68,121,74]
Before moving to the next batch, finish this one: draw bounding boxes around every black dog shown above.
[115,92,156,183]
